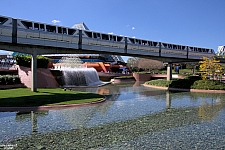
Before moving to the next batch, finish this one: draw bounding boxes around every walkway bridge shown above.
[0,15,217,91]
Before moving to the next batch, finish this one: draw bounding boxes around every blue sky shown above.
[0,0,224,61]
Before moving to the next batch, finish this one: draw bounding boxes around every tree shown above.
[186,62,199,74]
[126,57,139,71]
[199,57,223,80]
[137,58,164,72]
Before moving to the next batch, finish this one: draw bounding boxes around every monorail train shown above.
[0,15,215,59]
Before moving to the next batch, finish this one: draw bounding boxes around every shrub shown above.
[191,80,225,90]
[114,76,134,79]
[5,75,14,85]
[0,76,6,85]
[13,75,21,84]
[145,76,225,90]
[145,79,172,87]
[37,55,50,68]
[15,55,49,68]
[0,75,21,85]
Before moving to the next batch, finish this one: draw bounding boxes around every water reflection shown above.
[1,82,225,149]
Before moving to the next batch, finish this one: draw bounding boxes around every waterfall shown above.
[63,68,103,86]
[54,56,104,87]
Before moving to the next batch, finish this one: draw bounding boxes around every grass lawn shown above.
[0,88,104,107]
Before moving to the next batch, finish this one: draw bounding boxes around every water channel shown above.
[1,82,225,149]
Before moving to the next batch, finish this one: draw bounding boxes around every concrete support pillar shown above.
[31,51,37,92]
[167,63,172,81]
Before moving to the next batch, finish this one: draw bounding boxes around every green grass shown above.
[145,76,225,90]
[158,69,197,75]
[114,76,134,79]
[0,88,104,107]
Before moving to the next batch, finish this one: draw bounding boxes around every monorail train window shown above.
[58,27,62,33]
[117,36,123,42]
[168,44,173,49]
[110,35,116,41]
[40,24,45,31]
[34,23,39,30]
[102,34,109,40]
[0,17,8,25]
[149,42,153,46]
[58,27,67,34]
[162,43,167,48]
[93,33,101,39]
[21,21,33,29]
[68,29,76,35]
[182,46,185,50]
[84,31,92,38]
[142,40,147,45]
[129,38,135,44]
[153,42,158,47]
[46,25,56,32]
[135,39,140,44]
[173,45,177,49]
[63,28,67,34]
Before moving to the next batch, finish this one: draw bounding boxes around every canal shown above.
[0,83,225,149]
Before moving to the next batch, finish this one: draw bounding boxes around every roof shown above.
[72,22,89,30]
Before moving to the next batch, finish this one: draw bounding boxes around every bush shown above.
[37,55,50,68]
[145,79,172,87]
[15,55,31,67]
[114,76,134,79]
[5,75,14,85]
[15,55,49,68]
[13,75,21,84]
[0,75,21,85]
[191,80,225,90]
[145,76,225,90]
[0,76,6,85]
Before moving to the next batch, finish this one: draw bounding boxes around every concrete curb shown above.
[143,84,225,93]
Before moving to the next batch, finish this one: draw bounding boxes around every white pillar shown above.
[167,63,172,81]
[31,51,37,92]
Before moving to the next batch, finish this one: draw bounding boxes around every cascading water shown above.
[55,56,103,87]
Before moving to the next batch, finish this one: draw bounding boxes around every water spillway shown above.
[54,56,104,87]
[63,68,103,86]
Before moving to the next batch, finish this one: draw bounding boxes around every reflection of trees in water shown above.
[15,111,48,122]
[169,91,225,102]
[16,111,49,132]
[59,94,120,128]
[198,98,223,121]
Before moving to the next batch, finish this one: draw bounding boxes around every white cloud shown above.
[108,32,114,34]
[132,27,135,30]
[52,20,61,24]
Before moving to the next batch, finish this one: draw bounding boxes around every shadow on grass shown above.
[0,91,104,108]
[168,76,202,90]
